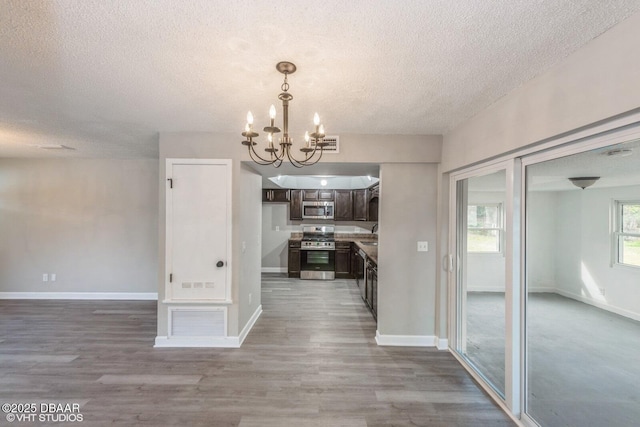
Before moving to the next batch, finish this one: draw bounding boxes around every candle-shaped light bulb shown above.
[269,105,276,119]
[319,124,325,135]
[268,133,273,148]
[305,131,310,147]
[313,113,320,126]
[244,123,250,133]
[247,111,254,125]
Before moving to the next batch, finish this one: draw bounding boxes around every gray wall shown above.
[238,163,263,330]
[159,132,442,340]
[0,158,158,293]
[378,163,439,337]
[158,132,263,337]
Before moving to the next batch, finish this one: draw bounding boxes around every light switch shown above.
[417,241,429,252]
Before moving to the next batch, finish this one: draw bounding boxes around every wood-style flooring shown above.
[0,275,514,426]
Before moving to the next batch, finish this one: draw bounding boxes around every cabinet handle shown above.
[216,261,225,268]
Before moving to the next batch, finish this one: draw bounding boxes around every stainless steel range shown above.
[300,225,336,280]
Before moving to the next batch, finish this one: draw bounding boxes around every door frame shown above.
[165,158,233,303]
[448,158,522,418]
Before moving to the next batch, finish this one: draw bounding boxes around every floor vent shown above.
[170,308,226,337]
[311,135,339,153]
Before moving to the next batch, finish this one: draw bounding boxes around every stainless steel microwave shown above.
[302,201,335,220]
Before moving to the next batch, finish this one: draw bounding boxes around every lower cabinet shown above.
[288,240,301,278]
[335,241,351,278]
[368,260,377,320]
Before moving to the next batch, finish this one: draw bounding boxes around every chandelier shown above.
[241,61,327,168]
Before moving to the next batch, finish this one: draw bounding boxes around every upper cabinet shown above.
[289,189,303,220]
[368,184,379,222]
[262,189,290,203]
[271,184,378,222]
[353,189,368,221]
[334,190,353,221]
[303,189,334,201]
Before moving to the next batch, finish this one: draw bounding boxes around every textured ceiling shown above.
[1,0,639,158]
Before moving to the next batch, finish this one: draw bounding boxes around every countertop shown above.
[289,233,378,264]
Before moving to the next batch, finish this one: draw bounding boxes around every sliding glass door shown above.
[449,127,640,426]
[452,163,519,405]
[523,137,640,426]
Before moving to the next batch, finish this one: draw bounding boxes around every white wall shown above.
[527,191,558,291]
[553,186,640,320]
[0,158,158,295]
[442,11,640,172]
[526,186,640,319]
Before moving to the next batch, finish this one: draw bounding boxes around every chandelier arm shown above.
[295,149,324,167]
[285,148,307,168]
[247,145,277,165]
[300,147,325,166]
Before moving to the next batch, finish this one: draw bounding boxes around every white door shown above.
[166,159,232,302]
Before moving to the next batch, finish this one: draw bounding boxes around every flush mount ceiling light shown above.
[241,61,328,168]
[569,176,600,189]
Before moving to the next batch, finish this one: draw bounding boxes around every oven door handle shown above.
[301,247,336,251]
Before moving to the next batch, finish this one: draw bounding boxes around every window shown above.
[615,201,640,267]
[467,203,502,252]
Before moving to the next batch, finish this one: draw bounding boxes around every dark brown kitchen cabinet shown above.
[318,190,334,201]
[288,240,301,278]
[334,190,353,221]
[353,189,368,221]
[303,189,319,200]
[367,184,379,222]
[365,258,377,320]
[262,189,290,202]
[289,189,303,220]
[335,241,351,278]
[303,189,334,201]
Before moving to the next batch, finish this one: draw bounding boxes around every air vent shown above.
[170,308,226,337]
[311,135,339,153]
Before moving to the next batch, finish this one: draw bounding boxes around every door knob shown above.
[216,261,225,268]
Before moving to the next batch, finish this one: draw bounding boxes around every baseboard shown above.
[554,289,640,322]
[435,337,449,350]
[375,331,436,347]
[467,287,506,293]
[239,305,263,346]
[528,287,557,293]
[0,292,158,300]
[261,267,287,273]
[154,335,240,348]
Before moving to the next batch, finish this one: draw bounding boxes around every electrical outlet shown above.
[50,273,56,282]
[275,226,280,231]
[417,241,429,252]
[599,287,606,296]
[42,273,48,282]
